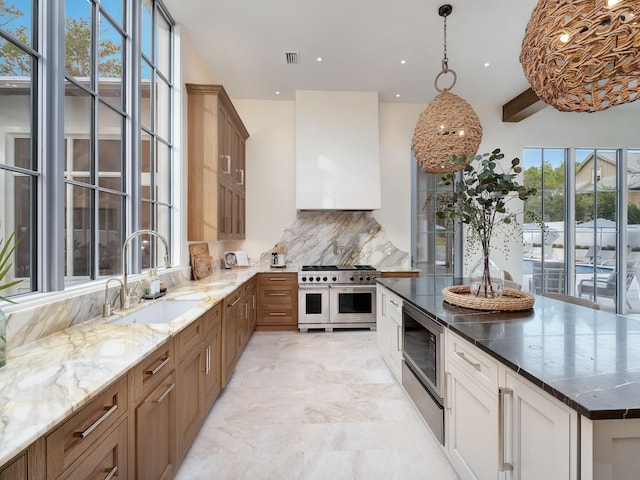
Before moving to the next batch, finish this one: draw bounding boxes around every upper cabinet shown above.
[295,90,381,210]
[186,84,249,241]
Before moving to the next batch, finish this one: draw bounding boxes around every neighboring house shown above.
[576,151,640,206]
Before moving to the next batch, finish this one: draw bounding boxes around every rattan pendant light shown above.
[412,4,483,174]
[521,0,640,112]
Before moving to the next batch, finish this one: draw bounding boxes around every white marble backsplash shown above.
[258,211,409,268]
[4,267,192,353]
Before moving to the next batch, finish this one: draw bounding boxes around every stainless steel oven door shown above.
[329,285,376,324]
[298,285,330,324]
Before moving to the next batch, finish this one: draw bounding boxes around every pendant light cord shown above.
[435,5,456,92]
[442,13,449,73]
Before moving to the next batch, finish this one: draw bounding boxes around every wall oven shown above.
[402,301,445,444]
[298,265,378,332]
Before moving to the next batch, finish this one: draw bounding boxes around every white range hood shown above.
[295,90,381,210]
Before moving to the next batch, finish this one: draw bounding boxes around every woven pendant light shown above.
[412,4,483,174]
[521,0,640,112]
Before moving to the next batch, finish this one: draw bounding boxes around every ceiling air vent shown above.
[285,51,299,64]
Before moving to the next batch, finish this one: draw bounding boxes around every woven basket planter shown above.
[520,0,640,112]
[442,285,535,312]
[412,91,483,173]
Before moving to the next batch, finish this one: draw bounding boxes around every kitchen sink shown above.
[110,299,201,325]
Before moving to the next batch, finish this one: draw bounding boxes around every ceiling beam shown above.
[502,87,546,122]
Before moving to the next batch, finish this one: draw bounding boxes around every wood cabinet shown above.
[444,331,578,480]
[46,376,129,480]
[176,304,223,461]
[376,285,403,382]
[132,340,176,480]
[186,84,249,241]
[222,281,256,387]
[256,273,298,331]
[0,440,44,480]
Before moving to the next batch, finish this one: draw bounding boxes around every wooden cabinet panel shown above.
[135,371,176,480]
[177,340,205,461]
[59,418,128,480]
[132,340,175,404]
[203,306,223,412]
[257,273,298,330]
[46,377,128,479]
[176,317,204,359]
[187,84,249,241]
[0,454,26,480]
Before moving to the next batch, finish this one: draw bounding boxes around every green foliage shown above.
[433,149,539,261]
[0,231,22,304]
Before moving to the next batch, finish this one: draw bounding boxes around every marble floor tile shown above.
[175,331,459,479]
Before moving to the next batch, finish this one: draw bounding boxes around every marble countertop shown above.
[0,267,272,466]
[378,277,640,421]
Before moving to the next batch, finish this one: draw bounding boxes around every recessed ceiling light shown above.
[484,62,490,67]
[400,60,407,65]
[316,57,323,62]
[395,94,401,98]
[275,91,280,95]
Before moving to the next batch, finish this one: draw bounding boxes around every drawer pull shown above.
[154,383,175,403]
[456,351,481,371]
[269,293,286,296]
[389,299,401,308]
[268,278,286,281]
[396,325,402,352]
[499,387,514,472]
[146,356,171,376]
[104,466,118,480]
[77,404,118,439]
[269,312,287,316]
[229,296,241,307]
[205,345,211,374]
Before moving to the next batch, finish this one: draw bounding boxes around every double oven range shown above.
[298,265,379,332]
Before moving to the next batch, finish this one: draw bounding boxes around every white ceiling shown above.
[163,0,541,106]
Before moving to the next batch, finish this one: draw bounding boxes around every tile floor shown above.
[175,330,459,479]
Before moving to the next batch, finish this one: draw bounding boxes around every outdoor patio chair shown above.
[577,269,636,308]
[530,260,566,294]
[576,246,599,264]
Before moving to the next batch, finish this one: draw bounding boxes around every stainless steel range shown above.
[298,265,379,332]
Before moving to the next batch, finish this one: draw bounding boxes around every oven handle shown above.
[298,285,331,290]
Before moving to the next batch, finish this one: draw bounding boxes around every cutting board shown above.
[189,243,214,280]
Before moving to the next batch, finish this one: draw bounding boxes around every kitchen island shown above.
[379,276,640,480]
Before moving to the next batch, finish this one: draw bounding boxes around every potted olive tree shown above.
[435,149,538,298]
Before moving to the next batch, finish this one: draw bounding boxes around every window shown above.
[0,0,174,300]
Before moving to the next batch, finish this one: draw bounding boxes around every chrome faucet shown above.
[103,278,125,317]
[122,229,171,309]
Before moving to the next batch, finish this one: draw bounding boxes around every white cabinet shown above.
[503,370,578,480]
[446,333,501,479]
[445,331,578,480]
[376,286,403,382]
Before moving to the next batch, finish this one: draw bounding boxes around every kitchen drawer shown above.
[176,316,204,359]
[203,303,222,333]
[259,285,297,304]
[258,272,297,285]
[386,291,403,319]
[224,287,243,310]
[46,376,128,479]
[446,331,499,394]
[132,339,175,404]
[258,305,297,325]
[241,277,257,295]
[58,417,128,480]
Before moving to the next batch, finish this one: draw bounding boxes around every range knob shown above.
[323,277,328,282]
[349,276,355,281]
[359,276,364,281]
[309,277,314,282]
[301,276,307,282]
[316,276,321,282]
[365,276,371,281]
[332,276,337,282]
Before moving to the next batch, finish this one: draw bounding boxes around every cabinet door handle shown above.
[104,465,118,480]
[154,383,175,404]
[229,296,241,307]
[205,345,211,374]
[77,404,118,439]
[499,387,514,472]
[456,351,481,371]
[224,155,231,174]
[268,277,287,281]
[236,169,245,186]
[146,356,171,376]
[269,312,286,316]
[396,325,402,352]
